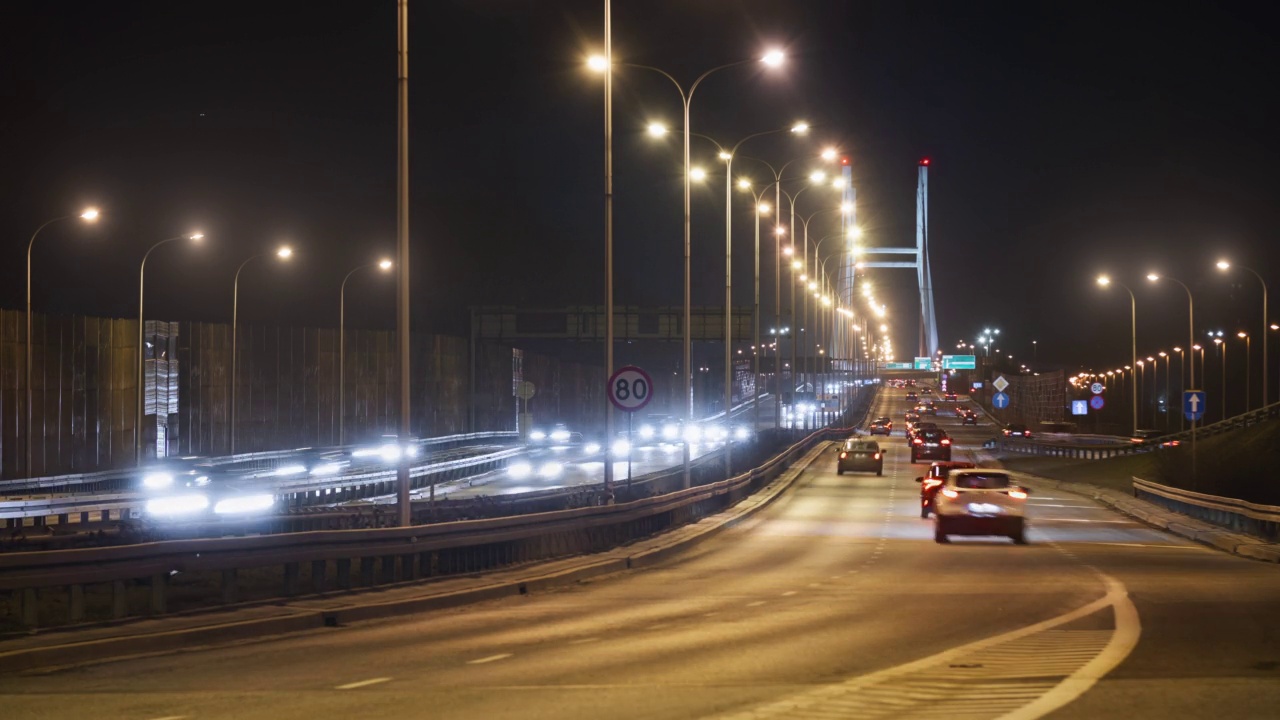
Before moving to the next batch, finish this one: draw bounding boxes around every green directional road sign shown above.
[913,357,932,370]
[941,354,976,370]
[883,361,914,370]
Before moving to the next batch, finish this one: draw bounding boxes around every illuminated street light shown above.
[587,54,608,72]
[136,231,205,463]
[821,147,838,161]
[809,170,827,183]
[762,49,785,67]
[340,258,394,444]
[848,226,863,240]
[791,121,810,134]
[230,245,294,453]
[1216,259,1269,405]
[646,122,668,137]
[24,206,103,475]
[690,166,707,182]
[738,178,751,190]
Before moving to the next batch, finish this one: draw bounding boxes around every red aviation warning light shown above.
[919,157,930,166]
[841,157,850,165]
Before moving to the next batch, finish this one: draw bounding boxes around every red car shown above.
[915,461,978,518]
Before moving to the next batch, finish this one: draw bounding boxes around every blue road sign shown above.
[1184,390,1206,421]
[1071,400,1088,416]
[1090,395,1106,410]
[992,391,1010,409]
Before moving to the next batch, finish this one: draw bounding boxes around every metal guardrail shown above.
[1133,477,1280,542]
[0,431,521,496]
[0,424,845,630]
[2,447,523,530]
[997,401,1280,460]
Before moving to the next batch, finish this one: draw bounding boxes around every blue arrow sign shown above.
[992,391,1010,409]
[1184,390,1206,421]
[1071,400,1089,416]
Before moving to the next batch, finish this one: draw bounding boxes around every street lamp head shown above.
[790,122,810,134]
[1146,356,1154,362]
[848,226,863,239]
[840,202,853,213]
[690,167,707,182]
[646,122,668,138]
[1213,338,1222,345]
[188,232,204,241]
[830,178,846,190]
[821,147,838,161]
[80,208,100,222]
[1159,351,1167,357]
[1238,331,1248,338]
[1191,345,1201,351]
[774,225,786,236]
[1216,260,1230,270]
[586,54,608,72]
[1272,323,1280,331]
[799,273,807,281]
[1146,273,1160,282]
[808,281,817,290]
[1174,346,1182,352]
[782,244,794,255]
[737,178,752,190]
[718,151,732,161]
[1096,275,1110,287]
[761,49,785,67]
[378,259,393,271]
[809,170,827,183]
[791,260,802,270]
[276,246,292,260]
[759,203,771,216]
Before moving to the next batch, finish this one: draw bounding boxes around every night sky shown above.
[2,1,1276,372]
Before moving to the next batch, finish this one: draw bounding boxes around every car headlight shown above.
[612,439,631,457]
[530,430,547,441]
[146,493,209,517]
[508,461,533,479]
[683,425,702,443]
[142,472,174,490]
[310,463,342,476]
[583,442,601,455]
[538,461,563,479]
[378,444,402,462]
[214,494,275,515]
[271,464,308,477]
[550,429,571,443]
[639,425,655,440]
[734,426,750,441]
[661,423,680,441]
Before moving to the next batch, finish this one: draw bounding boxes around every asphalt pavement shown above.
[4,386,1279,719]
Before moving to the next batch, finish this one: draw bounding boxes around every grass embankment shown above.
[997,418,1280,505]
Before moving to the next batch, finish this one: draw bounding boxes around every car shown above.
[837,439,883,476]
[960,409,979,425]
[1003,424,1032,438]
[921,387,933,395]
[920,402,938,416]
[933,469,1030,544]
[910,428,952,463]
[944,392,958,402]
[868,417,893,435]
[915,461,978,518]
[904,411,921,425]
[905,392,918,403]
[906,421,937,445]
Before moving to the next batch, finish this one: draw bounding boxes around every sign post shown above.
[1184,390,1206,479]
[608,366,654,492]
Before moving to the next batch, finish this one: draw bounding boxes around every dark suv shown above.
[910,429,953,463]
[915,461,978,518]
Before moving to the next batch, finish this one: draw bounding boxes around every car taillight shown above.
[941,438,951,445]
[913,438,923,445]
[1023,431,1031,437]
[1008,489,1028,500]
[941,488,959,499]
[874,453,881,460]
[839,452,847,459]
[923,479,942,488]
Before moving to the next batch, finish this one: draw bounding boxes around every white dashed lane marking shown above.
[466,654,513,665]
[335,677,392,690]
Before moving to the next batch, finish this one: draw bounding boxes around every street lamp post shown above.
[1214,337,1226,420]
[1217,261,1267,407]
[230,246,292,454]
[339,259,393,445]
[739,186,773,431]
[24,208,99,476]
[1159,351,1169,430]
[1238,331,1251,412]
[1097,276,1139,436]
[1174,347,1185,431]
[606,50,785,488]
[137,232,203,464]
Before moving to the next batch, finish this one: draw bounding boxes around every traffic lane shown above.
[1014,480,1280,718]
[0,400,1107,720]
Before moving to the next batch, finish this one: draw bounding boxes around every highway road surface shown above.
[4,387,1279,719]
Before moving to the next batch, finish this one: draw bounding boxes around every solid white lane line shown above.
[466,653,514,665]
[148,716,190,720]
[335,677,392,690]
[782,590,798,596]
[1063,541,1209,551]
[746,600,767,607]
[569,637,600,645]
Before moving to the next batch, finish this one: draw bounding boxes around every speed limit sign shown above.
[608,366,654,412]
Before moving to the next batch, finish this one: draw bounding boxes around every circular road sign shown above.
[608,366,654,412]
[1090,382,1104,395]
[1090,394,1105,410]
[516,381,536,401]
